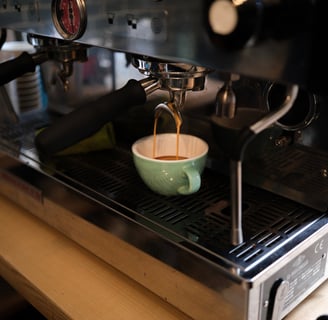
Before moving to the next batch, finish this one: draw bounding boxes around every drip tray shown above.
[49,147,325,271]
[0,111,327,272]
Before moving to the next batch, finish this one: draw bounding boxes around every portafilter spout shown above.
[154,90,184,130]
[0,34,89,89]
[132,56,212,131]
[131,56,212,93]
[212,84,299,245]
[27,34,88,91]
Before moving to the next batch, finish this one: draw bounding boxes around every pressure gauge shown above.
[52,0,87,40]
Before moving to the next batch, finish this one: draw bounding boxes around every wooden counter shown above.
[0,193,327,320]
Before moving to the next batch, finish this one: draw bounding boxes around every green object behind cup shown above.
[132,133,208,196]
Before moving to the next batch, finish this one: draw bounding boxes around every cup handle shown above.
[178,167,201,195]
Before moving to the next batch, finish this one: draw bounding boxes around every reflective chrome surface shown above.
[1,1,328,320]
[0,0,326,91]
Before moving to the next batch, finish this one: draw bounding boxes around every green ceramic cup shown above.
[132,133,208,196]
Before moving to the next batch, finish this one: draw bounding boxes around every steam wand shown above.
[229,85,299,245]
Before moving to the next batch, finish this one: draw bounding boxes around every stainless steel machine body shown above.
[0,1,328,320]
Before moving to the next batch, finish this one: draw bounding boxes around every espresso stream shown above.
[153,103,185,160]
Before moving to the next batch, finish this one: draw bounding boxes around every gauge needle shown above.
[68,0,74,31]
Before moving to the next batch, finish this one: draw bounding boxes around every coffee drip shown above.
[153,100,183,160]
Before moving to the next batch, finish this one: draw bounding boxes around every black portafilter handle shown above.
[34,79,148,157]
[0,51,47,86]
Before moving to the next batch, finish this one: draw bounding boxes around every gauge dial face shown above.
[52,0,87,40]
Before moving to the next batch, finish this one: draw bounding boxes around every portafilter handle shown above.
[0,51,48,86]
[35,77,160,157]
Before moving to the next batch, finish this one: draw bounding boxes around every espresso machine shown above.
[0,1,328,319]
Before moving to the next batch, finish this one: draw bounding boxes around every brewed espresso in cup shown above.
[132,133,208,196]
[155,155,188,160]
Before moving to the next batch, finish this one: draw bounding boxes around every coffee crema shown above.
[155,155,188,161]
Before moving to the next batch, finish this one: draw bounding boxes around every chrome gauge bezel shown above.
[51,0,87,40]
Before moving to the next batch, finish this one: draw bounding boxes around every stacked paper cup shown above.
[2,41,44,114]
[15,65,43,112]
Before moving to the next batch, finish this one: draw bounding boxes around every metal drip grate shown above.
[0,113,326,271]
[52,148,325,270]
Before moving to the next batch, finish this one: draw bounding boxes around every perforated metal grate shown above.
[52,148,324,270]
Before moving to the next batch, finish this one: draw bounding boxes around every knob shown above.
[207,0,315,49]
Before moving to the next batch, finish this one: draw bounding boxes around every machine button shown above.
[107,12,115,24]
[127,14,137,29]
[14,1,21,12]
